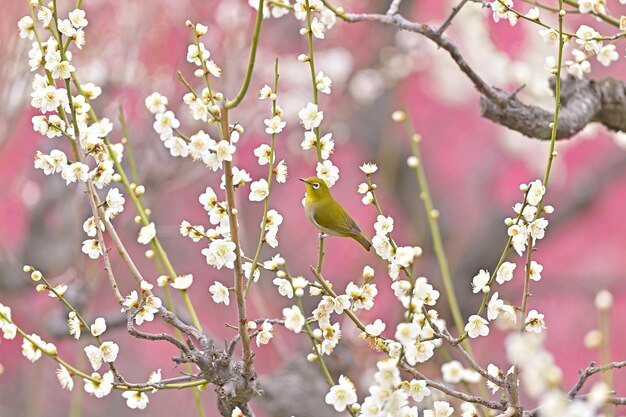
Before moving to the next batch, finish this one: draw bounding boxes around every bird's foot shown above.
[318,233,328,240]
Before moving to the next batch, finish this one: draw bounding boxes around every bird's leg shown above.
[318,232,329,240]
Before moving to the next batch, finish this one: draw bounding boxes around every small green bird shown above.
[300,177,372,251]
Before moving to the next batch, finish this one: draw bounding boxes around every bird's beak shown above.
[299,178,310,185]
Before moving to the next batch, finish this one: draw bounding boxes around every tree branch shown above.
[330,7,626,140]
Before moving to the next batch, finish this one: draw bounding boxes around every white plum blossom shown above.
[187,42,209,65]
[525,309,546,333]
[597,44,618,67]
[254,144,273,165]
[209,281,230,305]
[273,277,294,298]
[256,321,274,347]
[360,163,378,174]
[22,334,45,362]
[82,239,102,259]
[61,162,89,185]
[325,375,357,412]
[424,401,454,417]
[575,25,602,55]
[496,261,516,284]
[138,222,156,245]
[283,305,305,333]
[56,366,74,391]
[259,84,272,99]
[310,17,326,39]
[526,180,545,206]
[122,391,149,410]
[274,160,288,183]
[202,239,237,269]
[404,340,435,365]
[527,261,543,281]
[465,315,489,338]
[83,371,114,398]
[316,160,339,187]
[539,28,560,47]
[104,188,125,220]
[298,102,323,130]
[487,292,517,323]
[153,111,180,140]
[374,215,394,235]
[170,274,193,290]
[249,179,269,201]
[316,71,332,94]
[365,319,386,336]
[264,115,286,134]
[144,92,167,114]
[395,322,420,345]
[471,269,490,293]
[404,379,431,402]
[441,360,464,383]
[90,317,107,337]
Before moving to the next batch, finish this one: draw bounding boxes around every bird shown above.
[300,177,371,251]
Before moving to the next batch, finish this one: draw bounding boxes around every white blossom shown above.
[122,391,149,410]
[170,274,193,290]
[249,179,269,201]
[90,317,107,337]
[316,160,339,187]
[298,102,323,130]
[465,315,489,338]
[471,269,490,293]
[138,222,156,245]
[202,239,237,269]
[283,305,304,333]
[209,281,230,305]
[325,375,357,412]
[83,371,114,398]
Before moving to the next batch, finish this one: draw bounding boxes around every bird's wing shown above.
[313,200,362,235]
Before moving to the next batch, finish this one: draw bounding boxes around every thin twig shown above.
[437,0,470,34]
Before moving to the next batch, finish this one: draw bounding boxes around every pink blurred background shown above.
[1,1,626,416]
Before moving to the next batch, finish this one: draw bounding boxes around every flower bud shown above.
[584,329,602,349]
[543,205,555,214]
[297,54,310,62]
[295,288,304,298]
[36,284,47,293]
[31,270,42,282]
[299,28,309,35]
[145,250,155,259]
[391,110,406,122]
[195,23,208,36]
[595,290,613,311]
[407,156,419,168]
[247,321,257,330]
[307,353,318,362]
[312,328,323,339]
[135,185,145,196]
[23,265,33,273]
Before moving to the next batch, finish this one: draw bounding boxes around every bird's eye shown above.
[312,182,320,189]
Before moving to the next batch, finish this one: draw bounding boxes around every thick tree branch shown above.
[331,7,626,140]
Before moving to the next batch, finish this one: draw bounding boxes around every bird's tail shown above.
[353,234,372,251]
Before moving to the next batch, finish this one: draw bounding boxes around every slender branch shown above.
[567,361,626,399]
[386,0,403,15]
[401,363,507,410]
[219,108,253,376]
[225,0,264,109]
[437,0,470,34]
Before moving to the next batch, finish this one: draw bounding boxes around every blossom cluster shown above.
[490,0,623,78]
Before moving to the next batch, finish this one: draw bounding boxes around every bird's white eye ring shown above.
[312,182,320,189]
